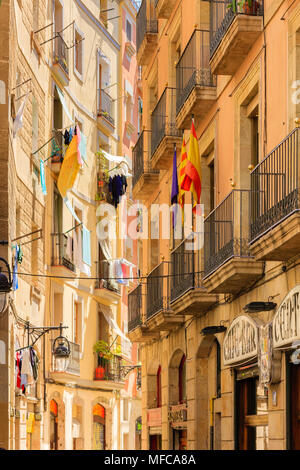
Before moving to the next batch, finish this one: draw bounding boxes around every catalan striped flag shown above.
[178,137,188,217]
[181,120,201,211]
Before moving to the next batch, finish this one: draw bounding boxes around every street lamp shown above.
[0,257,12,316]
[52,323,71,372]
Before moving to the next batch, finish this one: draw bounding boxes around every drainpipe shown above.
[209,396,217,450]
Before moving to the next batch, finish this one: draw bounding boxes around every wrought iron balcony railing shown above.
[51,233,76,273]
[146,262,169,320]
[53,33,69,76]
[95,261,120,294]
[170,235,204,303]
[151,87,181,156]
[132,130,159,188]
[94,354,124,383]
[128,284,143,332]
[204,189,252,278]
[97,89,115,126]
[137,0,158,52]
[250,128,300,243]
[176,29,215,114]
[210,0,264,58]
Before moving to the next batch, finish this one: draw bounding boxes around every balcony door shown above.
[290,362,300,449]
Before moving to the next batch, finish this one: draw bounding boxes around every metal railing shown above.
[97,89,115,126]
[51,233,76,273]
[210,0,264,58]
[53,33,69,76]
[146,262,169,320]
[137,0,158,52]
[95,261,120,293]
[170,235,204,303]
[128,284,143,332]
[132,130,159,188]
[176,29,215,114]
[95,354,124,383]
[250,128,300,243]
[151,87,181,156]
[204,190,252,278]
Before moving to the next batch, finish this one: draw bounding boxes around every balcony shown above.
[170,236,218,315]
[94,354,124,384]
[137,0,158,66]
[176,30,216,130]
[94,261,121,303]
[146,262,185,331]
[210,0,264,76]
[203,190,263,293]
[49,130,64,174]
[128,285,159,342]
[132,131,159,200]
[155,0,176,19]
[250,127,300,260]
[51,34,69,88]
[51,233,76,275]
[150,87,182,170]
[97,89,115,129]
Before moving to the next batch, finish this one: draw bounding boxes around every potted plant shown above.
[93,341,122,380]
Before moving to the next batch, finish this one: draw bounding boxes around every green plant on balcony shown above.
[227,0,259,14]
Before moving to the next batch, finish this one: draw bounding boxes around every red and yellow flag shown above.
[57,135,80,199]
[181,120,201,211]
[178,137,188,211]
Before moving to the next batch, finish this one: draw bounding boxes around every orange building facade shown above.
[128,0,300,450]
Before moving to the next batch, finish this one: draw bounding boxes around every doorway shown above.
[149,434,162,450]
[288,359,300,449]
[173,429,187,450]
[235,367,269,450]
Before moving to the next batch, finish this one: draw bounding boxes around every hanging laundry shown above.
[82,226,91,266]
[50,138,62,163]
[64,129,71,146]
[108,174,128,208]
[57,135,80,199]
[21,348,34,385]
[12,245,19,291]
[40,159,47,195]
[76,125,84,166]
[17,244,23,264]
[16,351,22,389]
[13,92,29,138]
[79,133,87,162]
[30,348,39,382]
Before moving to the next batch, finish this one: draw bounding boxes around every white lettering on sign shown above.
[223,315,259,366]
[273,285,300,349]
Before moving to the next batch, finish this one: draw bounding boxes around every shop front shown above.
[224,315,269,450]
[168,403,187,450]
[272,285,300,450]
[147,407,162,450]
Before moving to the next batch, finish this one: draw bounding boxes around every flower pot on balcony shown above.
[95,366,105,380]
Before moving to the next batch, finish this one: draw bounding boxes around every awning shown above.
[100,304,130,344]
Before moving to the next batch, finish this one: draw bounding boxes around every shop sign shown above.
[147,407,162,427]
[258,323,281,385]
[273,285,300,349]
[168,403,187,428]
[223,315,260,366]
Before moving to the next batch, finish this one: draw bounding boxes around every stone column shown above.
[63,390,73,450]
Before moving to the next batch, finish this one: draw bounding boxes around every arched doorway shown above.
[50,399,58,451]
[93,404,106,450]
[169,349,187,450]
[196,336,221,450]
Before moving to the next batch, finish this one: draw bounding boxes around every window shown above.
[126,20,132,42]
[74,301,82,346]
[123,399,129,421]
[179,355,186,404]
[157,366,162,408]
[74,28,83,78]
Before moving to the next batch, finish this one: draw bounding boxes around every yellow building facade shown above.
[0,0,140,450]
[129,0,300,451]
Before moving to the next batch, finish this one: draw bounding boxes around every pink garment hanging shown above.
[76,125,84,166]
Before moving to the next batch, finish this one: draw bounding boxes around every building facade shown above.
[128,0,300,451]
[0,0,141,450]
